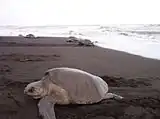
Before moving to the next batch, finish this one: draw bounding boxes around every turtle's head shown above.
[24,80,47,99]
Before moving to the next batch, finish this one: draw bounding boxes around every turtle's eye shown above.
[28,87,35,93]
[44,71,49,76]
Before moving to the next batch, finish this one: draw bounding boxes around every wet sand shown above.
[0,36,160,119]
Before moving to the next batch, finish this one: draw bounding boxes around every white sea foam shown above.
[0,25,160,60]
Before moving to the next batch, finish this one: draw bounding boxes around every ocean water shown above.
[0,24,160,60]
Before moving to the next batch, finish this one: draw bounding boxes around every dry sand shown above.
[0,36,160,119]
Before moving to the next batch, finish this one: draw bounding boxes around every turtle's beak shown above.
[24,89,27,94]
[24,86,29,95]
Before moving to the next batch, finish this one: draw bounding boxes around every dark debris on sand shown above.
[0,64,12,73]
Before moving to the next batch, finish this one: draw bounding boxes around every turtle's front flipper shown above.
[38,96,56,119]
[104,93,123,100]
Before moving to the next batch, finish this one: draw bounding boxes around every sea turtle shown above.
[24,67,123,119]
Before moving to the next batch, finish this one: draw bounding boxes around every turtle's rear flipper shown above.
[104,93,123,100]
[38,96,56,119]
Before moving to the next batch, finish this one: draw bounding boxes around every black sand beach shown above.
[0,36,160,119]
